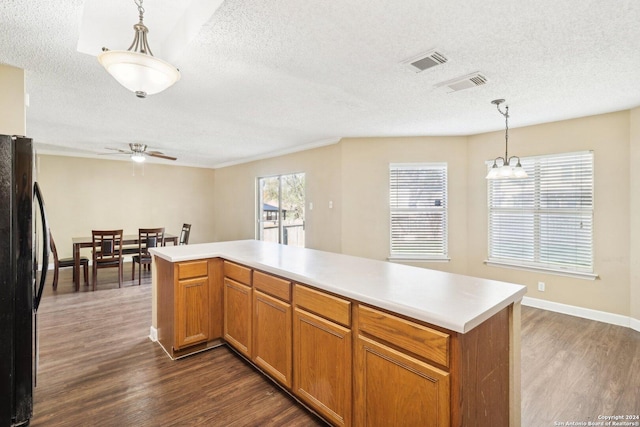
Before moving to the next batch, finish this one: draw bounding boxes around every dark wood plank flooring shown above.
[32,265,325,426]
[521,304,640,426]
[33,265,640,426]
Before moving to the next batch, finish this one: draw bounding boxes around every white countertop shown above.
[150,240,526,334]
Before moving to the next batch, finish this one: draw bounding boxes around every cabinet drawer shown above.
[254,271,291,302]
[177,260,208,280]
[224,261,252,285]
[358,305,449,368]
[294,285,351,327]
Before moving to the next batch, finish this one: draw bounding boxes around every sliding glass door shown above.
[257,173,305,247]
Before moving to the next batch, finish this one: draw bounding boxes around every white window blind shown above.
[390,163,448,259]
[487,151,594,276]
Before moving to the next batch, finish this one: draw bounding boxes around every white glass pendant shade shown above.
[486,165,500,179]
[512,164,528,178]
[485,162,528,179]
[98,50,180,98]
[496,165,515,179]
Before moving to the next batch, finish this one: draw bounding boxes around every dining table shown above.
[71,233,178,291]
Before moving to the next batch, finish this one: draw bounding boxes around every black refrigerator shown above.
[0,135,49,427]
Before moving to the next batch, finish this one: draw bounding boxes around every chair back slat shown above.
[101,240,114,255]
[179,223,191,245]
[147,236,157,249]
[138,227,165,257]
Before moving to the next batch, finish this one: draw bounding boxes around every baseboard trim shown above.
[522,296,639,332]
[149,326,158,342]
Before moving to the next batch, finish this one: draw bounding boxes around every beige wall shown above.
[212,143,343,253]
[0,63,26,135]
[467,111,631,316]
[37,155,216,259]
[340,136,468,274]
[630,107,640,322]
[214,110,636,321]
[34,107,639,323]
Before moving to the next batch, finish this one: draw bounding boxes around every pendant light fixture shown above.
[485,99,528,179]
[98,0,181,98]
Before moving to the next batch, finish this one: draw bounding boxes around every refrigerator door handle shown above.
[33,182,49,312]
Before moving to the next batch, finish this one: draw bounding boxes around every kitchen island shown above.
[150,240,526,427]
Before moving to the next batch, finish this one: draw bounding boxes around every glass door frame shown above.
[256,173,305,247]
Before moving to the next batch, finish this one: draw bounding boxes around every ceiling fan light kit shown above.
[485,99,528,180]
[104,143,177,162]
[131,152,146,163]
[97,0,181,98]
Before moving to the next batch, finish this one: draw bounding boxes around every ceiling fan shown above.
[104,143,177,162]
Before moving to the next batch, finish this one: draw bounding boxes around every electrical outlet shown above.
[537,281,545,292]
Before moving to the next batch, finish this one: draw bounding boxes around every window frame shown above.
[485,151,597,280]
[388,162,449,262]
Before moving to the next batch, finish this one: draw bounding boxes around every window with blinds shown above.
[389,163,448,260]
[487,151,594,276]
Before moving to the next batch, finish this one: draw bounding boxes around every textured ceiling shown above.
[1,0,639,168]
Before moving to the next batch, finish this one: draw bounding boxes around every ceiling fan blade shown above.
[147,151,177,161]
[104,147,133,154]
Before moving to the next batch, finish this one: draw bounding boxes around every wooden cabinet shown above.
[156,254,513,426]
[252,271,292,389]
[174,260,209,350]
[156,257,224,358]
[355,306,450,427]
[175,276,209,349]
[223,262,252,358]
[293,285,352,427]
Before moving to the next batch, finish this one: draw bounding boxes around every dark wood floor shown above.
[521,304,640,426]
[33,265,639,426]
[32,265,325,426]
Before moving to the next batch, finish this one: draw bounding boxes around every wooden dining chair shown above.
[50,232,89,290]
[132,227,165,286]
[179,223,191,245]
[91,229,124,291]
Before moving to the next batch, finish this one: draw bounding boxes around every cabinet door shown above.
[354,335,450,427]
[224,278,252,357]
[175,276,209,350]
[253,290,292,388]
[293,308,352,427]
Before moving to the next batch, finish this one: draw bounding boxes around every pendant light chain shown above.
[504,104,509,161]
[135,0,145,21]
[494,101,509,161]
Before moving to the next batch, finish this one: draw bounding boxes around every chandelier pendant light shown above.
[98,0,181,98]
[486,99,528,179]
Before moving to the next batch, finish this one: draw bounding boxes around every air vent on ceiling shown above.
[403,50,448,73]
[435,72,488,92]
